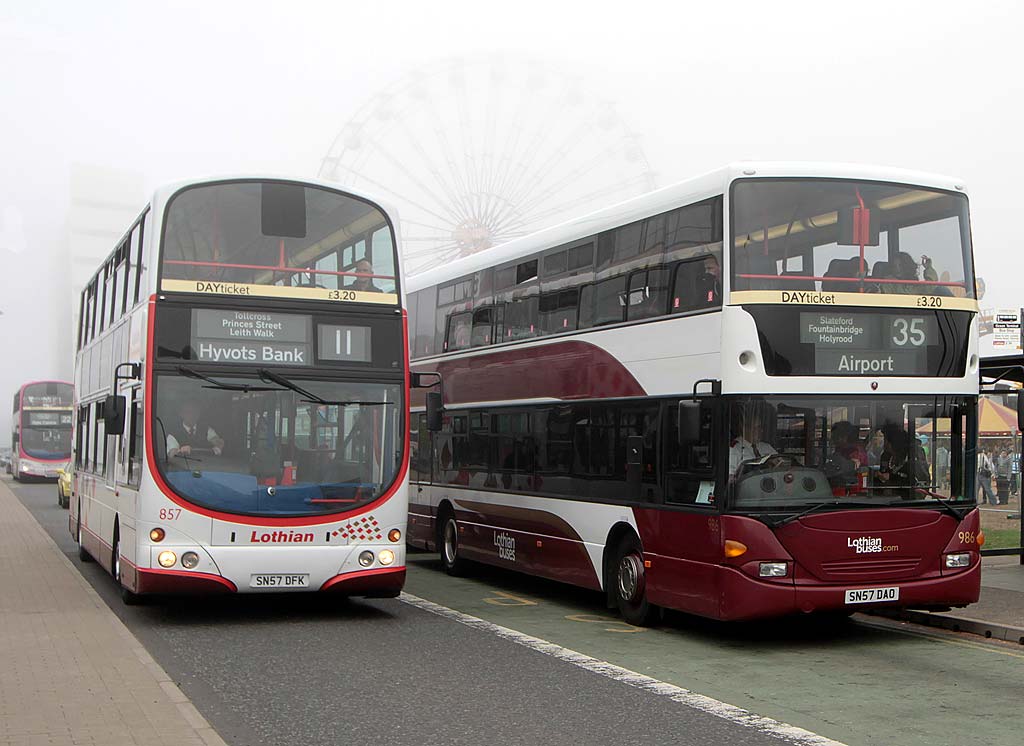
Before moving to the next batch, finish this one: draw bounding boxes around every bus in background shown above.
[71,176,412,603]
[406,162,983,623]
[11,381,74,481]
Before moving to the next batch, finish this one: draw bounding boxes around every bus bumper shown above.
[716,562,981,621]
[320,566,406,597]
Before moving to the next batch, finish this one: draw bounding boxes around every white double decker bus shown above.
[71,176,412,602]
[407,162,984,623]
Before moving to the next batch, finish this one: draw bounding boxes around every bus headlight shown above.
[358,550,374,567]
[158,551,177,568]
[181,551,200,569]
[378,549,395,566]
[945,552,971,569]
[759,562,788,577]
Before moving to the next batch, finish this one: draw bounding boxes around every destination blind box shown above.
[187,309,374,367]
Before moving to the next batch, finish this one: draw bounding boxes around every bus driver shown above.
[729,410,777,476]
[166,399,224,459]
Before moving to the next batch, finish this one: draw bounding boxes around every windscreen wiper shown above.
[897,490,967,522]
[257,369,387,407]
[770,500,879,528]
[178,366,281,392]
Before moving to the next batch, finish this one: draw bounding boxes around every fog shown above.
[1,0,1022,440]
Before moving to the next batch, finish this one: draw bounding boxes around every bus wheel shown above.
[76,505,92,563]
[438,511,469,576]
[612,535,656,627]
[113,532,140,606]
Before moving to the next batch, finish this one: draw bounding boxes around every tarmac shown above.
[874,554,1024,644]
[0,479,226,746]
[1,470,1021,746]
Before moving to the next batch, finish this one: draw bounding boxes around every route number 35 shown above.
[891,317,926,347]
[159,508,182,520]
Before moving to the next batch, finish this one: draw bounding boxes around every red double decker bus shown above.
[11,381,73,481]
[405,162,984,622]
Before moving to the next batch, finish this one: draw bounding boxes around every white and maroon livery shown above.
[70,176,410,602]
[407,162,983,623]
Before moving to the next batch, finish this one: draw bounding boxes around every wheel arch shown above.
[602,521,641,603]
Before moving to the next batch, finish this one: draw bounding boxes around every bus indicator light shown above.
[388,529,402,542]
[724,540,747,558]
[150,528,165,542]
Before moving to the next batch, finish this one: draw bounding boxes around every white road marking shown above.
[400,592,846,746]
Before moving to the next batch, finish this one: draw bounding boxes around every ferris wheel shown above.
[319,57,657,276]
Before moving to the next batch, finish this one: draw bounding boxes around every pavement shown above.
[0,479,226,746]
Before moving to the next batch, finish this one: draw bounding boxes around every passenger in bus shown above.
[695,255,721,305]
[348,259,383,292]
[886,253,920,294]
[875,427,928,493]
[728,413,777,476]
[165,400,225,460]
[822,421,867,488]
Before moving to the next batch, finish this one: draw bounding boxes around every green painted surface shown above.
[406,553,1024,746]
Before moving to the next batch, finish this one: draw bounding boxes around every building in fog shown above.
[59,164,144,378]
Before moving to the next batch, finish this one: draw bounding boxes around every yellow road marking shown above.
[565,613,647,634]
[483,590,537,607]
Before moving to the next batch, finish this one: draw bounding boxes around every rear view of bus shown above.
[12,381,74,481]
[73,177,409,600]
[719,167,981,619]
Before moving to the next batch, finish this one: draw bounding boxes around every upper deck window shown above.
[730,179,975,307]
[160,181,398,305]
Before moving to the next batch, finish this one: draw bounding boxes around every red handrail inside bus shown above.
[162,259,394,281]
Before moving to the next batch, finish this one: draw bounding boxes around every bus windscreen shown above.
[159,181,399,305]
[730,179,975,306]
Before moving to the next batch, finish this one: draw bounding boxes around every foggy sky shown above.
[1,0,1022,438]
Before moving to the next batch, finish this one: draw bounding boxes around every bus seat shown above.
[779,270,814,290]
[821,257,860,292]
[745,253,779,290]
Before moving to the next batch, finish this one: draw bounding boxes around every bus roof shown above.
[148,174,401,230]
[406,161,966,293]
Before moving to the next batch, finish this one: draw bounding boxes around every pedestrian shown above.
[977,448,997,506]
[996,449,1012,505]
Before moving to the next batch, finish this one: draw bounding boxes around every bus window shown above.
[665,400,717,505]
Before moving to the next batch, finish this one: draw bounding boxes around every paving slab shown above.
[0,480,227,746]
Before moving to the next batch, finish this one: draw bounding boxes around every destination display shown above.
[26,411,73,427]
[192,310,312,366]
[799,312,936,375]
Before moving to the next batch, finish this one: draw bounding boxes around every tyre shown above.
[611,534,657,626]
[76,505,92,563]
[113,531,140,605]
[438,510,469,576]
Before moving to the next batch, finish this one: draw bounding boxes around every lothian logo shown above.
[847,536,883,554]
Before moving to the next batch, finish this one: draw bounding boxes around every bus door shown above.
[652,396,723,618]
